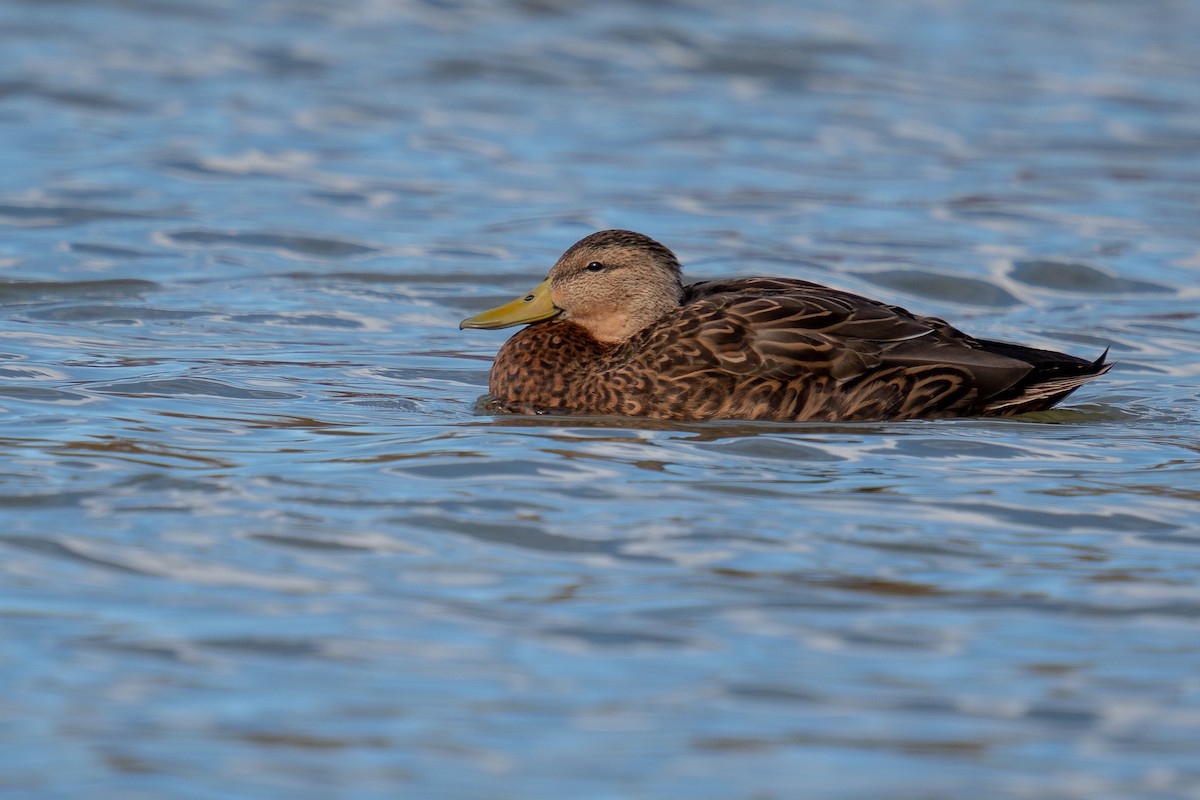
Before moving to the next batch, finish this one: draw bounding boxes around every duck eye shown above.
[586,261,605,273]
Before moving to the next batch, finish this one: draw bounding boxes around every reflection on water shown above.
[3,0,1200,797]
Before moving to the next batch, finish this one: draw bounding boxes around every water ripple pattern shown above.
[2,0,1199,798]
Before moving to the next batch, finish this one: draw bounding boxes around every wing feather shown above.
[673,278,1007,384]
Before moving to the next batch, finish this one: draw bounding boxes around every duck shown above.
[460,229,1111,422]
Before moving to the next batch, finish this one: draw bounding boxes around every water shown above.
[2,0,1199,797]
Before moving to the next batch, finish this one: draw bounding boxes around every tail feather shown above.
[983,348,1113,415]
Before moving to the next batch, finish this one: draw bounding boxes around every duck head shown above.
[460,229,685,344]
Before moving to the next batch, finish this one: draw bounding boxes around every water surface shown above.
[3,0,1200,798]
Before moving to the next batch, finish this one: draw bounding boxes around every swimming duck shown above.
[460,230,1111,422]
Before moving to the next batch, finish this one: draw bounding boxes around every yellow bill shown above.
[459,279,561,330]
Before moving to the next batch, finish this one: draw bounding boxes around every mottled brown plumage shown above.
[460,230,1111,422]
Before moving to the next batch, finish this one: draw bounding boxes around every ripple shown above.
[0,79,146,112]
[693,732,989,757]
[250,45,330,77]
[338,395,423,412]
[26,305,203,323]
[305,188,397,208]
[0,363,67,380]
[819,231,965,252]
[695,436,846,463]
[1,535,148,575]
[539,625,695,649]
[690,34,868,87]
[0,203,167,227]
[1,534,337,592]
[671,188,856,218]
[398,512,667,562]
[157,150,316,178]
[249,531,425,554]
[158,229,380,259]
[225,311,384,330]
[37,87,147,112]
[89,377,298,399]
[200,637,328,657]
[857,269,1020,306]
[0,279,158,304]
[943,194,1052,223]
[429,56,570,87]
[1011,259,1174,294]
[64,242,164,259]
[225,731,391,749]
[0,385,92,405]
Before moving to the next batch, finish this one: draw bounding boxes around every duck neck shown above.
[565,284,681,344]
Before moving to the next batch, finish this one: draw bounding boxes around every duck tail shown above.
[983,348,1113,415]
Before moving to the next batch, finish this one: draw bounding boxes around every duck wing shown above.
[675,278,1040,401]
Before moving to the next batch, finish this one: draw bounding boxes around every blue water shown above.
[3,0,1200,798]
